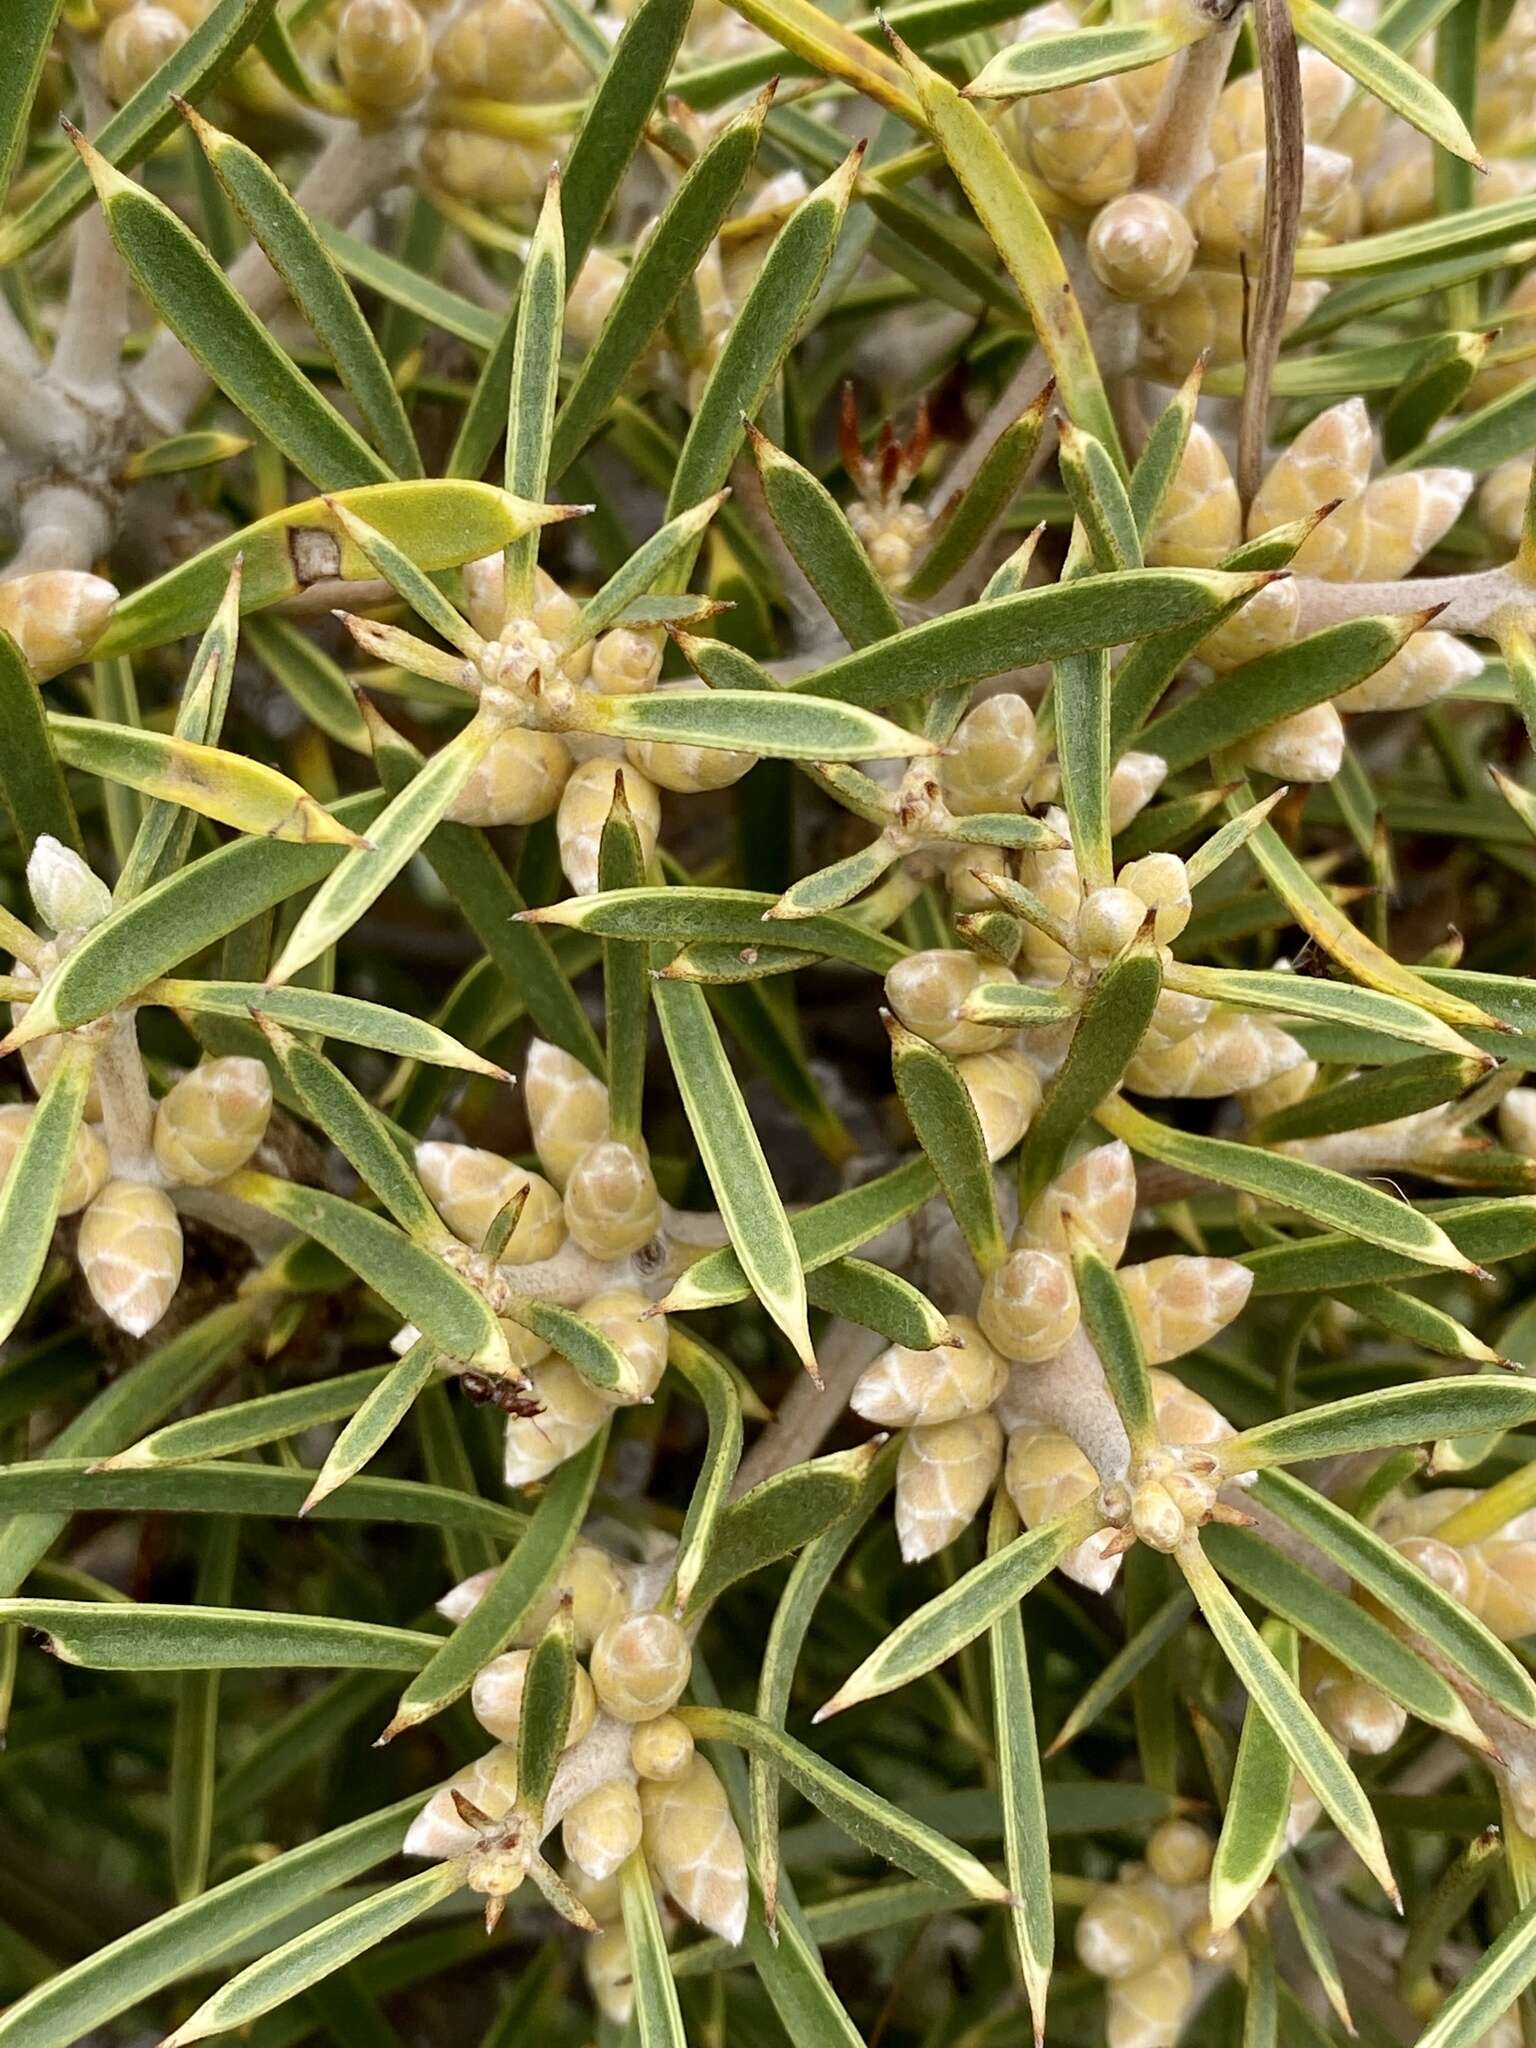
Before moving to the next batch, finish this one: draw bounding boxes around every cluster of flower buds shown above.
[841,389,935,589]
[1075,1820,1236,2048]
[6,839,272,1336]
[405,1542,748,1996]
[1149,399,1477,774]
[854,1143,1252,1566]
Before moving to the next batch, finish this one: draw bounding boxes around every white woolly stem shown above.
[1141,15,1247,205]
[51,207,132,412]
[95,1014,158,1182]
[6,481,115,577]
[1292,566,1520,635]
[730,1319,885,1498]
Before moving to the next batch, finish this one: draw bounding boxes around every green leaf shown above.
[598,779,650,1148]
[667,1327,746,1613]
[156,978,506,1077]
[74,133,388,491]
[815,1500,1100,1716]
[0,1,63,203]
[1058,424,1141,573]
[1290,0,1484,166]
[0,1600,440,1673]
[1177,1536,1397,1905]
[222,1170,506,1372]
[888,1013,1005,1273]
[567,497,727,647]
[805,1257,952,1350]
[748,423,903,647]
[681,1706,1010,1904]
[98,1366,395,1470]
[163,1863,465,2046]
[683,1443,877,1618]
[255,1016,448,1247]
[892,33,1122,466]
[96,481,559,659]
[654,978,815,1375]
[1054,648,1113,890]
[1018,945,1161,1204]
[965,15,1205,97]
[267,714,502,988]
[49,715,363,847]
[498,1294,649,1401]
[1163,962,1484,1059]
[502,172,564,612]
[667,150,860,525]
[579,686,929,762]
[1141,613,1429,774]
[527,884,898,973]
[0,1038,94,1349]
[1254,1469,1536,1724]
[957,981,1081,1029]
[380,1424,607,1740]
[0,1793,427,2048]
[663,1156,936,1313]
[518,1599,577,1827]
[1203,1523,1493,1751]
[1128,360,1202,541]
[0,0,277,267]
[1098,1095,1480,1274]
[1240,1195,1536,1296]
[182,108,420,478]
[1222,1379,1536,1475]
[0,626,81,858]
[1411,1892,1536,2048]
[301,1341,441,1515]
[171,1516,239,1901]
[987,1493,1052,2039]
[796,568,1263,710]
[1071,1234,1156,1459]
[904,385,1052,601]
[1048,1588,1195,1756]
[1249,1050,1485,1144]
[621,1849,686,2047]
[1,792,383,1041]
[550,91,768,478]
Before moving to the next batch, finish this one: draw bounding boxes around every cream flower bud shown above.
[471,1648,596,1746]
[979,1247,1079,1362]
[1188,145,1351,257]
[1145,1817,1213,1888]
[152,1058,273,1188]
[590,1612,692,1722]
[1088,193,1196,301]
[1108,753,1168,832]
[1131,1479,1186,1552]
[526,1038,610,1189]
[1198,575,1301,672]
[448,729,572,827]
[1312,1658,1407,1755]
[1241,1059,1318,1121]
[432,0,562,93]
[894,1412,1005,1561]
[1118,1258,1253,1363]
[626,684,754,795]
[415,1143,565,1258]
[1143,269,1327,378]
[336,0,429,107]
[563,1777,644,1882]
[631,1713,695,1781]
[1106,1946,1194,2048]
[78,1180,184,1337]
[1003,1424,1121,1590]
[1020,78,1138,206]
[851,1315,1007,1428]
[1480,456,1531,550]
[1461,1538,1536,1641]
[1075,886,1148,963]
[956,1047,1040,1160]
[504,1359,609,1486]
[0,1103,108,1216]
[1118,854,1191,946]
[101,3,188,103]
[567,249,628,352]
[584,1921,635,2025]
[1019,1141,1137,1266]
[1336,631,1482,715]
[557,760,661,897]
[885,949,1016,1057]
[1251,397,1375,540]
[1145,990,1212,1049]
[496,1317,552,1375]
[563,1139,662,1259]
[940,694,1039,815]
[591,627,663,696]
[1184,1913,1241,1968]
[1151,1369,1240,1456]
[1242,702,1345,784]
[404,1745,519,1860]
[422,129,546,207]
[27,836,112,934]
[1393,1534,1470,1603]
[578,1287,667,1404]
[512,1541,633,1650]
[1211,49,1352,159]
[639,1753,749,1945]
[1500,1088,1536,1159]
[0,571,117,683]
[1126,1012,1307,1099]
[1146,425,1241,570]
[1075,1880,1174,1980]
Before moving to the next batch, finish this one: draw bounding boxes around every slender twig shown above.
[1236,0,1304,508]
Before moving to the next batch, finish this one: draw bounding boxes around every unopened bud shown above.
[1075,886,1147,963]
[885,949,1015,1056]
[152,1057,272,1187]
[100,3,188,104]
[941,693,1039,815]
[562,1777,644,1883]
[589,1611,692,1723]
[638,1753,749,1944]
[336,0,430,108]
[526,1038,610,1189]
[504,1359,608,1486]
[955,1046,1040,1160]
[27,836,111,934]
[77,1180,183,1336]
[1075,1879,1173,1980]
[1087,192,1196,301]
[416,1143,565,1258]
[472,1647,596,1746]
[1145,1817,1212,1888]
[557,760,660,896]
[631,1712,695,1781]
[563,1139,662,1259]
[449,729,572,827]
[894,1411,1005,1562]
[0,1102,108,1216]
[578,1287,667,1404]
[852,1315,1007,1429]
[978,1247,1079,1363]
